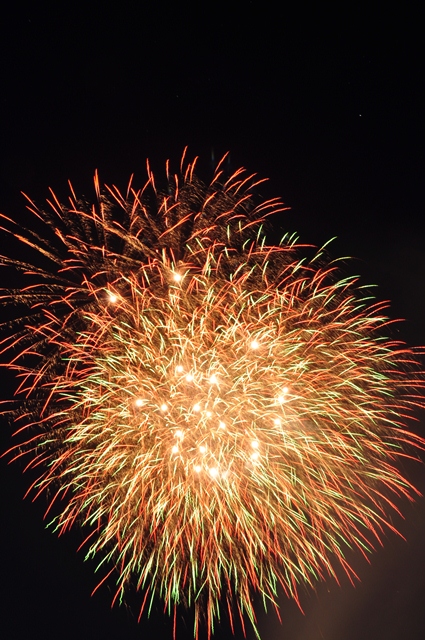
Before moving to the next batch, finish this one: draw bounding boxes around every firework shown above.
[1,150,424,638]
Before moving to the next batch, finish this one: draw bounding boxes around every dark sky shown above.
[1,3,424,639]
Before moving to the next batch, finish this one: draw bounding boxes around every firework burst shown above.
[1,150,424,638]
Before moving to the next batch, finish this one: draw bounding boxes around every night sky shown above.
[1,3,424,639]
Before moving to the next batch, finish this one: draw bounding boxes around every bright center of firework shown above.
[113,314,299,481]
[104,301,300,483]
